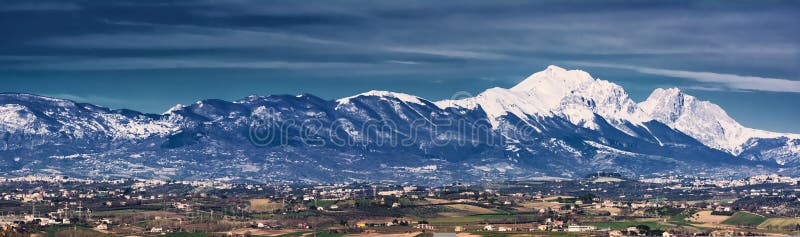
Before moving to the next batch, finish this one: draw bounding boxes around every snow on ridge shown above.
[337,90,428,106]
[232,94,269,104]
[0,93,67,102]
[436,87,552,127]
[0,93,76,108]
[162,104,185,115]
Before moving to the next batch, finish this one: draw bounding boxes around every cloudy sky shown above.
[1,0,798,132]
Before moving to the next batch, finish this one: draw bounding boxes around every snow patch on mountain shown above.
[0,93,177,140]
[337,90,428,106]
[0,104,48,134]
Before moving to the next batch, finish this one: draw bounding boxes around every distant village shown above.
[1,173,799,236]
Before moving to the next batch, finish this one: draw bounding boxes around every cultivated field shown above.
[520,201,563,209]
[587,221,662,230]
[687,210,731,228]
[591,177,625,183]
[596,207,622,216]
[758,218,800,230]
[227,228,303,236]
[424,198,455,204]
[249,199,284,213]
[345,232,421,237]
[688,211,729,224]
[445,204,497,215]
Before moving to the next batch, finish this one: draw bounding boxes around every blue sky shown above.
[0,0,798,132]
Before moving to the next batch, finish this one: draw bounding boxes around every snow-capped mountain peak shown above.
[640,87,799,155]
[436,65,648,132]
[510,65,595,94]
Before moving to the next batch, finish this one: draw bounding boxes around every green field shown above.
[305,199,338,207]
[668,212,697,227]
[586,221,663,230]
[45,226,110,237]
[427,214,533,225]
[91,209,146,217]
[164,233,210,237]
[721,212,767,226]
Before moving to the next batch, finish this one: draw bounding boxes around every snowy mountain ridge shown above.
[436,65,798,159]
[0,65,798,182]
[0,93,176,140]
[639,87,800,160]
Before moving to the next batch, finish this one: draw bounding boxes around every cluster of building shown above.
[639,174,800,188]
[0,173,798,236]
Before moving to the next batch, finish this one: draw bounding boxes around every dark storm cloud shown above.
[1,0,798,133]
[3,1,796,91]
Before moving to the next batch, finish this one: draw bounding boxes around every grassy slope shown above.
[721,212,767,227]
[758,218,800,230]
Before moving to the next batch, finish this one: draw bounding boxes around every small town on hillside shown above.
[1,173,799,237]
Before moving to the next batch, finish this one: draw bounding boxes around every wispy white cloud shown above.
[43,93,125,106]
[7,57,371,70]
[386,60,421,65]
[34,26,344,50]
[569,62,800,93]
[384,47,512,60]
[34,20,515,62]
[680,85,748,93]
